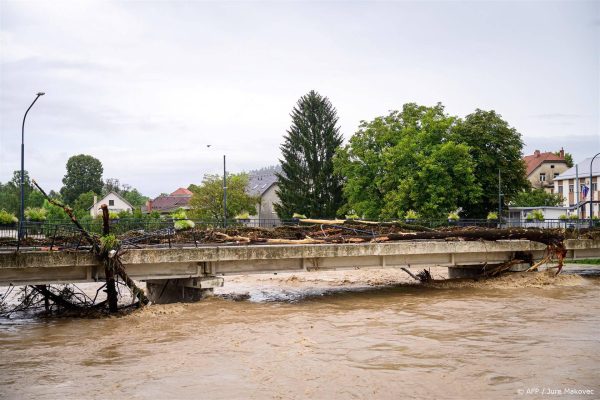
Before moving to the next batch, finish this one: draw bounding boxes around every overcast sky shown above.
[1,0,598,197]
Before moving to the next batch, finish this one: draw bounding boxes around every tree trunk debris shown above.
[30,180,149,313]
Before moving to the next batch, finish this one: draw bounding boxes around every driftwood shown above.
[300,218,433,232]
[101,204,119,313]
[32,180,149,311]
[386,228,564,246]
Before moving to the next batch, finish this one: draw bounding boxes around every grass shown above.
[569,259,600,265]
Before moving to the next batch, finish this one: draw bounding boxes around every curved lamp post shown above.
[590,152,600,228]
[19,92,45,242]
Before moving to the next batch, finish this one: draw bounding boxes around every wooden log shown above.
[33,180,149,309]
[101,205,118,313]
[385,228,564,246]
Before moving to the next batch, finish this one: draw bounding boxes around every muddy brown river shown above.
[1,266,599,399]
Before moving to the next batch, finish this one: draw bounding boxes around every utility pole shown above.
[576,164,579,219]
[223,154,227,228]
[591,153,600,228]
[498,169,502,227]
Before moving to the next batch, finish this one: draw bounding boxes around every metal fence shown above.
[1,217,598,250]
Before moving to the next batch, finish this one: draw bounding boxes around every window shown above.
[593,183,598,192]
[569,184,574,193]
[558,186,563,194]
[550,165,555,169]
[539,173,546,182]
[109,200,114,206]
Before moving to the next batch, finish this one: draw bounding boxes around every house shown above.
[523,149,569,193]
[507,206,573,223]
[143,188,193,214]
[90,192,134,217]
[246,166,281,226]
[553,156,600,218]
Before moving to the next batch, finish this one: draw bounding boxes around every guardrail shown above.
[1,218,598,250]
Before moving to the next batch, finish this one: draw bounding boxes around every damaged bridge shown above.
[1,239,599,303]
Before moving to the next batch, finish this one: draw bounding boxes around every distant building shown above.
[507,206,572,222]
[246,166,281,226]
[553,156,600,218]
[523,149,569,193]
[143,188,193,214]
[90,192,134,217]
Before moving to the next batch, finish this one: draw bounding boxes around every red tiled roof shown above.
[148,195,191,212]
[523,151,566,176]
[170,187,193,196]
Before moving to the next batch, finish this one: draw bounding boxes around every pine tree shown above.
[275,91,344,219]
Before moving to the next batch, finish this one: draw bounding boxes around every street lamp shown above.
[590,152,600,228]
[19,92,45,242]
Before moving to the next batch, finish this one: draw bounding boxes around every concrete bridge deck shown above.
[1,239,599,287]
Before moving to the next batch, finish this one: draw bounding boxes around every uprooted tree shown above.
[1,180,148,317]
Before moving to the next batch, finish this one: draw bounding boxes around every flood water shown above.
[1,266,599,400]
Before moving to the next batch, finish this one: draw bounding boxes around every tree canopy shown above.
[275,90,344,219]
[102,177,148,207]
[0,170,42,216]
[60,154,104,205]
[554,150,574,168]
[510,188,564,207]
[334,103,482,220]
[451,109,529,217]
[188,173,259,222]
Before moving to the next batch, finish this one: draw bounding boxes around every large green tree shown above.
[334,103,482,219]
[0,171,36,215]
[189,173,258,223]
[60,154,104,205]
[73,191,98,219]
[275,90,344,219]
[450,110,529,217]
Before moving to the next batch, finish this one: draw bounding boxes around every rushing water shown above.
[0,266,599,400]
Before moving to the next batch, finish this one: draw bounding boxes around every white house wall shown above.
[90,193,133,217]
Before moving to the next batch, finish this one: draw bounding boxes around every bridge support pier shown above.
[145,276,224,304]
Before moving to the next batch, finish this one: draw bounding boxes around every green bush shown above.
[558,214,568,220]
[25,207,48,221]
[235,212,250,220]
[100,234,120,252]
[486,211,498,220]
[172,208,194,230]
[171,208,188,220]
[569,214,579,220]
[526,209,544,221]
[292,213,307,219]
[174,219,195,231]
[0,209,18,225]
[405,210,420,220]
[447,212,460,221]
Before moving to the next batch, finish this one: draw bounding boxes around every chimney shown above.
[146,199,153,212]
[559,147,565,158]
[534,150,541,157]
